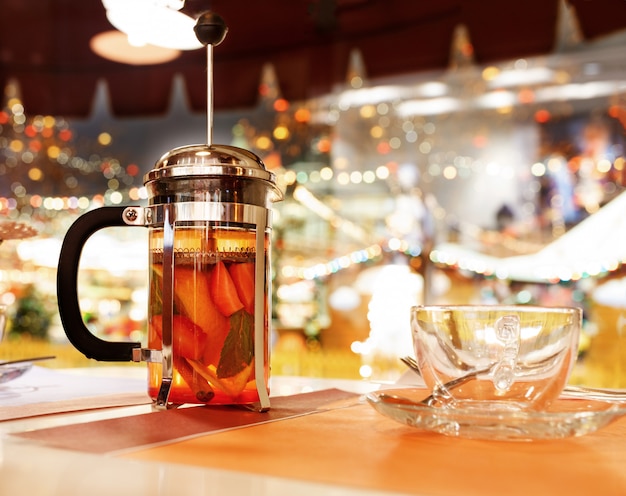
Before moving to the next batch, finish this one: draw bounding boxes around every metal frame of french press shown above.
[125,198,273,412]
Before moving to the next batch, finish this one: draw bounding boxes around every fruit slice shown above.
[209,261,244,317]
[174,266,230,364]
[187,360,253,398]
[217,361,254,397]
[228,262,255,314]
[151,314,207,361]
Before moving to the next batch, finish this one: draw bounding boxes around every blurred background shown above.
[2,0,626,385]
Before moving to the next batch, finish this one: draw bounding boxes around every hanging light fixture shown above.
[90,30,182,65]
[101,0,203,50]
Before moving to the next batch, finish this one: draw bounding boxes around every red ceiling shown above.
[1,0,626,117]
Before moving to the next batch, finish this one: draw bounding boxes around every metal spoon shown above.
[400,355,626,403]
[0,356,56,367]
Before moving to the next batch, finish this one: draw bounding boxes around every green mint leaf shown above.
[217,309,254,378]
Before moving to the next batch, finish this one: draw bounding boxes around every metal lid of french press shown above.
[144,143,283,201]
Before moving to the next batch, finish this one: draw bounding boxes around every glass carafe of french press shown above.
[56,12,283,410]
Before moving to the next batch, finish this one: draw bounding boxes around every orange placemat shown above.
[13,389,359,453]
[124,402,626,496]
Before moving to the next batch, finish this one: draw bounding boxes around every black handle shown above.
[57,207,141,361]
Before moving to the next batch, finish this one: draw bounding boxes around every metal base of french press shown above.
[150,400,269,412]
[151,401,183,411]
[155,377,175,410]
[241,402,270,413]
[150,398,270,413]
[135,347,271,412]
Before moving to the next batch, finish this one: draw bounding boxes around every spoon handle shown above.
[0,355,56,367]
[562,385,626,403]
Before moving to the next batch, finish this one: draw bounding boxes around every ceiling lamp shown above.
[102,0,203,50]
[90,30,181,65]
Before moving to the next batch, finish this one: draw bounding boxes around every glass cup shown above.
[410,305,582,411]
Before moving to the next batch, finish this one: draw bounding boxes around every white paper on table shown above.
[0,366,146,407]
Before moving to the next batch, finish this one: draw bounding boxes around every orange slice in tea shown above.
[229,262,255,315]
[150,314,207,361]
[187,360,253,398]
[174,267,230,362]
[209,261,244,317]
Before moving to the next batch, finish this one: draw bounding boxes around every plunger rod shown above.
[194,12,229,147]
[206,44,214,146]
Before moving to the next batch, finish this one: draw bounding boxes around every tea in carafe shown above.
[147,226,268,405]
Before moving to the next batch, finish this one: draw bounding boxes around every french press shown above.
[57,12,283,410]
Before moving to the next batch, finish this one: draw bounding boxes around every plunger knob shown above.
[194,11,228,46]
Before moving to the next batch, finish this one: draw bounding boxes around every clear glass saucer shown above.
[366,388,626,441]
[0,363,32,384]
